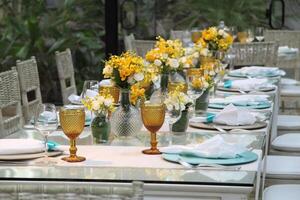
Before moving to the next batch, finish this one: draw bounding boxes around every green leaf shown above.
[47,39,66,54]
[16,43,30,59]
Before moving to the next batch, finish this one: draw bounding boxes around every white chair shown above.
[15,56,42,123]
[230,42,279,68]
[0,69,23,138]
[55,48,77,105]
[263,184,300,200]
[124,33,135,51]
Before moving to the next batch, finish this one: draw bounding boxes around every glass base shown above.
[142,148,161,155]
[61,156,86,162]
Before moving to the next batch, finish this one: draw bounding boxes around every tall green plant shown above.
[0,0,105,104]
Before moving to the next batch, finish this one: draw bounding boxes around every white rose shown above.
[92,101,100,111]
[218,29,225,37]
[133,72,144,82]
[162,53,168,59]
[127,76,135,84]
[180,57,187,63]
[200,48,209,56]
[184,64,190,68]
[104,98,113,107]
[154,59,162,67]
[209,71,215,76]
[168,58,179,69]
[203,82,209,88]
[103,65,113,75]
[193,52,199,58]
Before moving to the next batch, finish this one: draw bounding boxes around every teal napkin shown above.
[47,141,59,151]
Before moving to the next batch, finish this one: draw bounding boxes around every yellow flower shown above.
[130,83,145,105]
[201,27,218,41]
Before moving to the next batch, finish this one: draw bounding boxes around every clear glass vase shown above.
[111,89,142,138]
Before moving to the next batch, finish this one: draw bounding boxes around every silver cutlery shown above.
[212,124,228,133]
[177,158,241,171]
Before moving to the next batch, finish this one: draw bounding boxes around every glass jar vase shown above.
[110,89,142,138]
[91,112,110,144]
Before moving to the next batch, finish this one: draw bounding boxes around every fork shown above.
[177,158,241,171]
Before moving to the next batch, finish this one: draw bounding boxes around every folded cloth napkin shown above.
[68,89,98,103]
[99,79,112,86]
[213,104,256,125]
[222,78,270,91]
[233,66,285,77]
[190,104,256,125]
[278,46,299,54]
[161,135,248,158]
[210,95,269,106]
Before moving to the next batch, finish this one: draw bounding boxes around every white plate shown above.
[0,151,63,161]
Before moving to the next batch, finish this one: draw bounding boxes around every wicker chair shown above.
[0,69,23,138]
[230,42,279,68]
[15,56,42,123]
[265,30,300,111]
[55,48,77,105]
[265,30,300,81]
[170,30,188,40]
[0,181,144,199]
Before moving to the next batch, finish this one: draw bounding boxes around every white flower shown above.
[168,58,179,69]
[209,70,215,76]
[104,98,113,107]
[180,57,187,63]
[154,59,162,67]
[200,48,209,56]
[92,101,100,111]
[133,72,144,82]
[127,76,135,84]
[218,29,225,37]
[184,47,193,55]
[192,52,199,58]
[103,65,113,75]
[184,63,190,68]
[162,53,168,59]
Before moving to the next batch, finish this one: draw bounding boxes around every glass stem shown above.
[69,139,77,158]
[192,98,197,117]
[44,132,49,161]
[150,132,158,150]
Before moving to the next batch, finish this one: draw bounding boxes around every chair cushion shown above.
[281,85,300,96]
[265,155,300,178]
[264,184,300,200]
[278,115,300,130]
[272,133,300,151]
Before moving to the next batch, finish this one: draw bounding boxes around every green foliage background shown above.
[0,0,266,104]
[0,0,105,104]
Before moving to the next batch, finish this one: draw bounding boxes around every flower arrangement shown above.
[164,86,193,111]
[196,26,233,54]
[145,37,186,73]
[82,89,115,115]
[103,51,146,89]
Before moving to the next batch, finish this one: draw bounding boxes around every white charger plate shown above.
[0,151,63,161]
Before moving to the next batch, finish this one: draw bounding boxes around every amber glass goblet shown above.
[141,101,165,155]
[60,106,86,162]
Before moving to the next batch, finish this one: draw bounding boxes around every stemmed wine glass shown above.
[166,101,182,133]
[255,27,264,42]
[187,74,205,116]
[60,106,86,162]
[34,103,58,165]
[168,72,187,94]
[141,99,165,155]
[81,80,99,99]
[228,26,237,42]
[246,28,254,43]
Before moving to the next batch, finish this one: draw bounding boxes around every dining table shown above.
[0,68,282,200]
